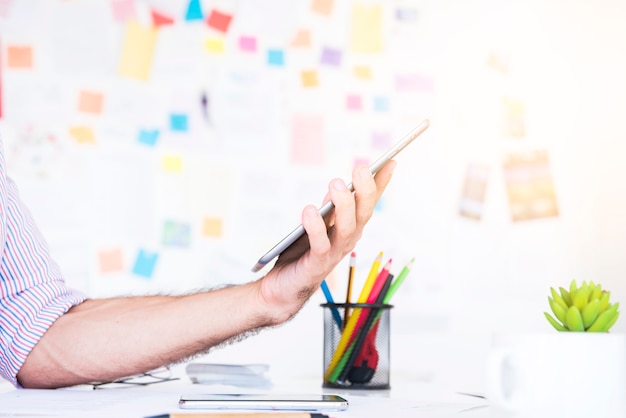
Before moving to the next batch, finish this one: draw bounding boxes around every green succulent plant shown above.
[544,280,620,332]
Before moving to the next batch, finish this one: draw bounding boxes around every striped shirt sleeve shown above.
[0,142,87,387]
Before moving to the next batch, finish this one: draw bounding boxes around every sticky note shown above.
[162,154,183,172]
[206,9,232,33]
[151,9,174,26]
[459,163,490,221]
[185,0,203,21]
[346,94,362,111]
[267,49,285,66]
[350,3,383,54]
[503,150,559,222]
[301,70,319,87]
[354,65,372,79]
[239,36,257,52]
[290,29,311,48]
[78,90,104,114]
[0,0,12,18]
[7,45,33,69]
[98,248,124,274]
[170,113,188,131]
[69,126,96,144]
[395,7,418,23]
[291,113,324,165]
[131,249,158,279]
[162,220,191,247]
[205,37,225,53]
[320,47,342,67]
[138,129,159,146]
[118,21,157,81]
[203,217,223,237]
[503,97,525,137]
[395,74,435,92]
[111,0,136,23]
[371,131,392,150]
[311,0,334,16]
[373,95,389,112]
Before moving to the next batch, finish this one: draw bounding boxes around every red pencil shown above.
[365,258,392,304]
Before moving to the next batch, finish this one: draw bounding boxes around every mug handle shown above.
[485,348,520,412]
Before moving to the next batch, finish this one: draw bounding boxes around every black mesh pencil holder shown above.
[321,303,392,390]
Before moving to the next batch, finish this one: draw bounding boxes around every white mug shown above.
[486,332,626,418]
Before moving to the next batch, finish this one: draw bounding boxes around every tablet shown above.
[178,393,349,411]
[251,119,430,272]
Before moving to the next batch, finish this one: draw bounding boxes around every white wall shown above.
[2,0,626,388]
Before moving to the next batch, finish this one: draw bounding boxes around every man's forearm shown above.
[17,281,274,389]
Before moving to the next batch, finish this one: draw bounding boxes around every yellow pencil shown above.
[324,251,383,381]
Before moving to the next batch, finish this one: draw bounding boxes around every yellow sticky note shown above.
[118,21,158,81]
[162,154,183,172]
[69,126,96,144]
[354,65,372,80]
[301,70,319,87]
[203,217,223,237]
[205,37,225,54]
[78,90,104,114]
[350,3,383,54]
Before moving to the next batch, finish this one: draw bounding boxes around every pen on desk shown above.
[344,251,356,324]
[146,414,329,418]
[320,280,343,329]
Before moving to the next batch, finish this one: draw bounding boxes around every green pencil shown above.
[383,257,414,303]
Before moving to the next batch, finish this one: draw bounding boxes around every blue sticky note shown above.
[267,49,285,66]
[185,0,203,21]
[373,96,389,112]
[162,220,191,247]
[132,249,159,279]
[170,113,188,132]
[138,129,160,146]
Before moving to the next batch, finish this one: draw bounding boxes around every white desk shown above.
[0,363,490,418]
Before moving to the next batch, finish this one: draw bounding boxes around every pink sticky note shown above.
[111,0,136,23]
[98,248,124,273]
[346,94,363,110]
[291,114,324,165]
[239,35,257,52]
[395,74,435,92]
[0,0,13,17]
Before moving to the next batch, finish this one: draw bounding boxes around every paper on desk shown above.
[186,363,272,388]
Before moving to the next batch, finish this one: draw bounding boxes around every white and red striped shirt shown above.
[0,140,86,386]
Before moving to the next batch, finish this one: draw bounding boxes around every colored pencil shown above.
[344,252,356,325]
[321,280,342,330]
[323,252,383,381]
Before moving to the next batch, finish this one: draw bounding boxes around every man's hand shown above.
[258,160,396,323]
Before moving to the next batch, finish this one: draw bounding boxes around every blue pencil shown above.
[321,280,343,330]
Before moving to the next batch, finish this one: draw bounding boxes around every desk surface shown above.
[0,363,490,418]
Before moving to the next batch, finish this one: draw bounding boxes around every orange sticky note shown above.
[118,21,157,81]
[203,217,223,237]
[301,70,319,87]
[350,3,383,54]
[162,154,183,172]
[98,248,124,273]
[69,126,96,144]
[311,0,334,16]
[290,29,311,48]
[78,90,104,114]
[7,45,33,69]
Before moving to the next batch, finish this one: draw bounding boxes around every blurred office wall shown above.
[1,0,626,381]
